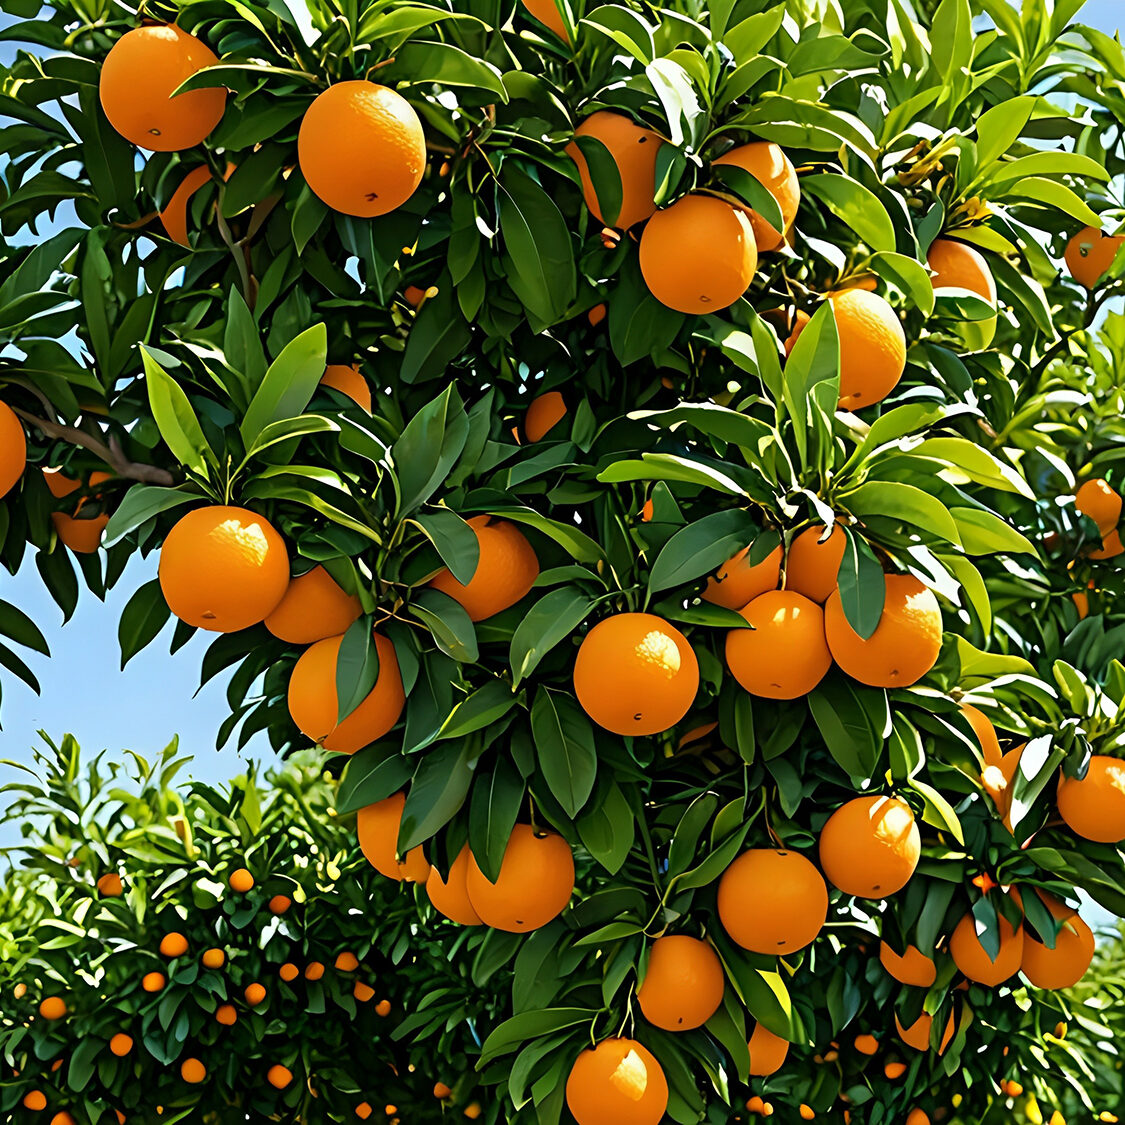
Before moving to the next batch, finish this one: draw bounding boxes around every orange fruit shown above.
[245,982,267,1006]
[961,703,1002,768]
[636,935,725,1031]
[465,824,574,933]
[799,1107,816,1121]
[713,142,800,251]
[159,506,290,632]
[429,515,539,621]
[784,525,847,603]
[404,285,427,307]
[1076,478,1122,535]
[725,590,831,699]
[949,910,1024,985]
[565,1038,668,1125]
[1020,894,1094,990]
[375,999,392,1016]
[827,290,906,409]
[426,845,484,926]
[99,25,225,151]
[1065,227,1125,288]
[159,932,188,958]
[702,543,782,609]
[215,1003,237,1025]
[51,1115,77,1125]
[521,0,568,40]
[819,796,920,898]
[982,744,1023,829]
[44,469,113,553]
[464,1104,482,1120]
[879,942,937,987]
[357,791,431,882]
[354,981,375,1002]
[748,1023,789,1076]
[159,164,211,247]
[524,390,568,442]
[573,612,699,736]
[926,239,997,304]
[1074,586,1091,618]
[142,971,165,993]
[298,82,425,218]
[895,1009,955,1053]
[288,630,405,753]
[304,962,325,981]
[268,1065,293,1089]
[23,1091,47,1110]
[588,302,607,326]
[906,1112,930,1125]
[1057,755,1125,842]
[97,872,123,897]
[567,111,663,230]
[268,895,292,914]
[320,364,372,412]
[335,952,360,972]
[1090,528,1125,559]
[229,868,255,893]
[824,574,941,688]
[356,1105,374,1120]
[201,948,225,969]
[717,848,828,954]
[884,1062,906,1080]
[109,1033,133,1057]
[181,1057,207,1084]
[853,1033,879,1055]
[39,996,66,1020]
[0,401,26,500]
[434,1082,453,1099]
[639,194,757,314]
[279,963,299,983]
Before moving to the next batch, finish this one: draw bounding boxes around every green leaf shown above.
[239,323,328,448]
[531,687,598,818]
[908,777,964,844]
[871,251,936,317]
[399,738,481,852]
[836,529,885,641]
[576,782,635,874]
[802,173,896,252]
[141,347,216,476]
[410,589,478,663]
[391,41,508,100]
[292,184,329,255]
[336,745,414,814]
[0,599,49,655]
[807,675,889,781]
[400,286,471,384]
[510,587,595,688]
[436,680,517,742]
[392,385,470,517]
[470,756,526,884]
[581,5,655,63]
[648,509,758,595]
[949,507,1036,556]
[845,481,962,546]
[711,164,784,235]
[571,135,623,228]
[479,1008,597,1067]
[1004,176,1102,226]
[118,578,171,669]
[412,509,480,586]
[335,616,379,725]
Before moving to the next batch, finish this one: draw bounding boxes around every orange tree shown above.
[3,0,1125,1121]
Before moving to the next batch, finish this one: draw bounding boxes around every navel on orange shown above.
[567,111,663,230]
[265,565,362,645]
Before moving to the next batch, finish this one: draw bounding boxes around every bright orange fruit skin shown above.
[1065,226,1125,289]
[44,469,113,554]
[565,1038,669,1125]
[429,515,539,621]
[831,290,906,409]
[784,525,847,603]
[356,792,431,883]
[524,390,568,442]
[521,0,569,40]
[265,565,362,645]
[0,401,26,500]
[567,111,663,230]
[159,165,212,247]
[1076,477,1122,535]
[320,364,373,412]
[702,544,781,609]
[748,1022,789,1076]
[636,935,725,1032]
[927,239,997,304]
[426,845,483,926]
[713,142,800,251]
[950,911,1024,986]
[1020,894,1095,990]
[879,941,937,987]
[819,796,921,898]
[1057,755,1125,842]
[99,25,226,151]
[298,82,426,218]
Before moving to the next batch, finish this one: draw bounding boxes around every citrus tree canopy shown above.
[3,0,1125,1121]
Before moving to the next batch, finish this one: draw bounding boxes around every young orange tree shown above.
[3,0,1125,1121]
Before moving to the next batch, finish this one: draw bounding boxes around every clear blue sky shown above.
[0,1,1122,833]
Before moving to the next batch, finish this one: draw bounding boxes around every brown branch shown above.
[11,407,175,485]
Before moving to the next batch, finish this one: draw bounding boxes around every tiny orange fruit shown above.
[268,895,292,915]
[279,963,300,983]
[201,948,225,970]
[335,952,360,972]
[433,1082,453,1099]
[39,996,67,1020]
[97,872,123,897]
[375,999,392,1016]
[244,982,266,1006]
[229,867,255,893]
[1065,226,1125,289]
[142,971,165,993]
[305,962,325,981]
[268,1065,293,1089]
[23,1091,47,1110]
[159,932,188,958]
[215,1003,237,1025]
[354,981,376,1002]
[109,1033,133,1057]
[854,1033,878,1055]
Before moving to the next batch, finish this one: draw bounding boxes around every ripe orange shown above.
[434,1083,453,1099]
[429,515,539,621]
[906,1112,930,1125]
[1057,755,1125,842]
[268,1064,293,1089]
[926,239,997,304]
[357,1104,374,1120]
[159,164,211,247]
[819,796,921,898]
[215,1003,237,1025]
[1090,528,1125,559]
[99,25,225,151]
[426,845,484,926]
[1065,226,1125,288]
[748,1022,789,1076]
[180,1057,207,1084]
[826,290,906,409]
[524,390,568,442]
[567,111,663,230]
[354,981,375,1002]
[982,744,1023,829]
[268,895,292,915]
[521,0,568,40]
[109,1033,133,1057]
[573,612,699,735]
[639,194,757,314]
[39,996,66,1020]
[288,630,405,753]
[201,948,225,970]
[854,1033,878,1055]
[725,590,831,699]
[245,982,267,1006]
[702,543,782,608]
[298,82,425,217]
[949,910,1024,985]
[565,1038,668,1125]
[229,867,255,893]
[884,1061,907,1080]
[335,952,360,972]
[464,1104,483,1120]
[159,506,290,632]
[1020,894,1094,990]
[142,971,165,993]
[159,932,188,958]
[824,574,942,688]
[1076,478,1122,535]
[304,962,325,981]
[0,401,25,500]
[636,935,725,1031]
[23,1091,47,1110]
[357,791,431,882]
[465,824,575,932]
[896,1009,955,1053]
[717,849,828,954]
[784,525,847,603]
[879,942,937,988]
[961,703,1002,768]
[97,872,124,897]
[320,364,372,412]
[51,1114,77,1125]
[375,999,392,1016]
[404,285,427,307]
[43,469,113,553]
[279,963,299,983]
[713,142,800,251]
